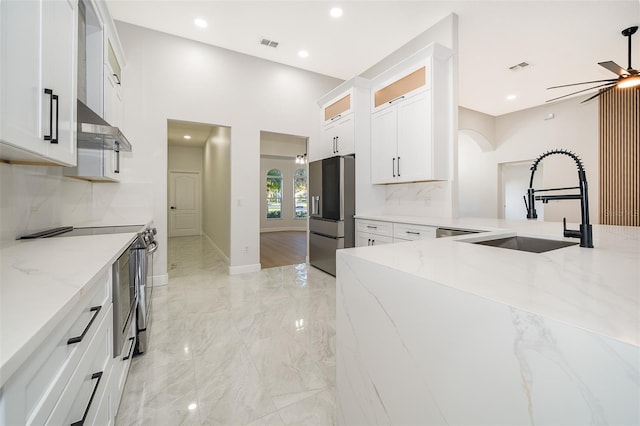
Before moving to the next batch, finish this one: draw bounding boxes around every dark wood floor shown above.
[260,231,307,268]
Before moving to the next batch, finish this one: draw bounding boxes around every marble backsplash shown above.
[383,180,453,218]
[0,162,153,241]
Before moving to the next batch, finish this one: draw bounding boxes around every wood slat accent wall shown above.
[599,87,640,226]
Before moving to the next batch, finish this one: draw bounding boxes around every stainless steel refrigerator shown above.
[309,155,355,276]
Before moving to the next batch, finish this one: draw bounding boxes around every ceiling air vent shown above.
[509,61,530,71]
[260,38,279,48]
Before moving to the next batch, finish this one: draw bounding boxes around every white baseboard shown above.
[229,263,261,275]
[260,227,306,233]
[153,274,169,286]
[203,233,230,265]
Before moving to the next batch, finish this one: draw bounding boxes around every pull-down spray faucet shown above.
[524,149,594,248]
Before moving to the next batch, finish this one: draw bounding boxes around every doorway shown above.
[167,119,231,259]
[499,161,544,220]
[259,131,309,268]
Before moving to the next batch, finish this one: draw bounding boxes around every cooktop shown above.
[19,225,144,239]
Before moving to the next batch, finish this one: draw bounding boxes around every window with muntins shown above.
[294,168,307,219]
[266,169,282,219]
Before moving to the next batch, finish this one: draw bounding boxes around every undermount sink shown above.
[471,236,578,253]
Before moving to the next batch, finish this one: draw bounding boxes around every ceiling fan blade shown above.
[545,81,615,103]
[547,78,618,89]
[580,85,617,104]
[598,61,628,76]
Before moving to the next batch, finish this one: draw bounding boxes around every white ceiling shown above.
[109,1,640,116]
[167,119,215,147]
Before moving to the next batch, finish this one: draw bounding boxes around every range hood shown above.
[77,100,132,152]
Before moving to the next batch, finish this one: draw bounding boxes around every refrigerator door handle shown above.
[311,195,320,215]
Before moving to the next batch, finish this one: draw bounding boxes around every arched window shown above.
[294,168,307,219]
[266,169,282,219]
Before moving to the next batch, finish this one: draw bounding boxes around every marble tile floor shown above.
[116,236,337,425]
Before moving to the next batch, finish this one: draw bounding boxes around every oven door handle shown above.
[147,241,158,254]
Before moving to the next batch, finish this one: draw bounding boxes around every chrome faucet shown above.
[524,149,594,248]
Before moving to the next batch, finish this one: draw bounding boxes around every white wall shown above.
[168,145,203,173]
[203,126,231,260]
[260,156,307,232]
[0,163,92,240]
[113,22,341,275]
[457,98,599,224]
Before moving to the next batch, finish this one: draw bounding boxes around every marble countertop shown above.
[342,217,640,347]
[0,232,139,387]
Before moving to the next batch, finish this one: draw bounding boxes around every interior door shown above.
[501,161,544,220]
[169,171,201,237]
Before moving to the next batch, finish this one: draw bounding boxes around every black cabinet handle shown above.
[367,238,371,246]
[44,88,54,142]
[397,157,400,177]
[388,95,405,105]
[67,306,102,345]
[392,158,396,177]
[114,141,120,174]
[113,73,121,85]
[123,336,135,360]
[330,114,341,121]
[335,136,339,153]
[53,93,59,144]
[70,371,103,426]
[406,231,420,235]
[366,225,377,229]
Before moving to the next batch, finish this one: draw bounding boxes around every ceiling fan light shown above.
[617,75,640,89]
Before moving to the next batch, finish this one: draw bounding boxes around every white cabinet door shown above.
[321,122,337,159]
[334,114,354,156]
[356,231,393,247]
[104,63,123,129]
[371,108,398,184]
[0,0,43,156]
[0,0,77,166]
[41,0,77,166]
[396,91,431,183]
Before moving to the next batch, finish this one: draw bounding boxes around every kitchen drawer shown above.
[356,231,394,247]
[1,269,111,426]
[46,304,113,426]
[393,223,437,241]
[356,219,393,237]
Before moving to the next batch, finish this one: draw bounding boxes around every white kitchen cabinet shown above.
[356,231,393,247]
[393,222,436,242]
[322,113,354,158]
[0,0,77,166]
[46,304,113,426]
[356,218,436,246]
[103,40,124,129]
[0,269,111,425]
[313,78,370,162]
[370,43,452,184]
[355,219,394,247]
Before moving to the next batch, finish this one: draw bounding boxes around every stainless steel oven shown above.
[112,243,136,358]
[132,227,157,355]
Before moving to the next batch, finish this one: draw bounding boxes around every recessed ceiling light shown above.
[188,403,197,410]
[184,135,192,140]
[506,94,517,101]
[194,18,207,28]
[298,50,309,58]
[330,7,343,18]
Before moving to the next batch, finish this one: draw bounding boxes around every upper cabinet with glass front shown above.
[370,43,453,184]
[0,0,78,166]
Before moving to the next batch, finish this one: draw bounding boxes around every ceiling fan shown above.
[547,26,640,103]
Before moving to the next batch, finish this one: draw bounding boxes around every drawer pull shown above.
[70,371,103,426]
[67,306,102,345]
[123,336,135,361]
[366,225,378,229]
[406,231,421,235]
